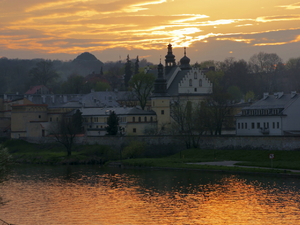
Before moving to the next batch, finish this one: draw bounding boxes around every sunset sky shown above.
[1,0,300,64]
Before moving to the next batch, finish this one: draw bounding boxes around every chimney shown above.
[63,95,68,103]
[263,93,269,100]
[291,91,297,98]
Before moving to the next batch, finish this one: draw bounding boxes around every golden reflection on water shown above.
[1,174,300,225]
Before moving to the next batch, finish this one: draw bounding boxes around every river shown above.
[1,165,300,224]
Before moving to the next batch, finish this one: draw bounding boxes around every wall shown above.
[25,135,300,152]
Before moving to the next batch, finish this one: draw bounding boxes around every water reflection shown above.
[1,166,300,224]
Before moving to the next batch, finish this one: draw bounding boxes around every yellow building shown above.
[10,104,48,139]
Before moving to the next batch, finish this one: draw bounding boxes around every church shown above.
[150,43,213,132]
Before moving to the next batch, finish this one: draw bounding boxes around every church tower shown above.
[153,60,167,95]
[151,61,171,133]
[165,44,176,74]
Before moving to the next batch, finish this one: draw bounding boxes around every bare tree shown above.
[50,110,83,156]
[29,60,59,86]
[129,72,155,110]
[171,100,209,148]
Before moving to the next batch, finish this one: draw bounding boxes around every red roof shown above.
[25,85,48,95]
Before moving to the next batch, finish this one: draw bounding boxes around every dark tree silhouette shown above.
[51,109,83,156]
[135,56,139,75]
[129,72,155,110]
[106,111,119,135]
[29,60,59,86]
[124,55,132,88]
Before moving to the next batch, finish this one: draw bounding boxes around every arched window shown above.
[199,79,202,87]
[144,117,147,122]
[194,72,197,79]
[189,79,192,86]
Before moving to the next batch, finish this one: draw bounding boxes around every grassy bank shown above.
[120,148,300,174]
[2,139,119,165]
[2,139,300,174]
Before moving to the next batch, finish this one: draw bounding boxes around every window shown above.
[257,122,260,128]
[189,79,192,86]
[133,128,136,133]
[194,88,197,92]
[251,123,255,129]
[241,123,244,129]
[245,123,247,129]
[277,122,280,129]
[150,117,153,122]
[199,79,202,87]
[50,117,52,122]
[238,123,240,129]
[144,117,147,122]
[273,122,275,129]
[161,110,164,115]
[194,72,197,79]
[138,117,141,122]
[133,117,135,122]
[38,115,41,118]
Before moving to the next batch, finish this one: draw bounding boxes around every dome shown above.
[180,55,190,65]
[180,47,191,70]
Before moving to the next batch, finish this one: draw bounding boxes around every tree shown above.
[50,109,83,156]
[0,145,11,175]
[249,52,282,73]
[106,111,119,135]
[206,69,232,135]
[129,72,155,110]
[61,74,85,94]
[171,100,209,148]
[124,55,133,88]
[29,60,59,86]
[135,56,139,75]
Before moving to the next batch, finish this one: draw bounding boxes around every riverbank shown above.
[2,139,119,165]
[2,139,300,175]
[118,149,300,176]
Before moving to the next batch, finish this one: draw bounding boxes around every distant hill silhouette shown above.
[71,52,104,75]
[73,52,100,62]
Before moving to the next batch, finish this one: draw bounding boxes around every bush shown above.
[0,145,11,172]
[122,141,146,159]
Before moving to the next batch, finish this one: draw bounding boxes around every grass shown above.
[2,139,300,174]
[120,148,300,174]
[2,139,118,164]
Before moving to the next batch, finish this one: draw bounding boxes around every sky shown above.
[1,0,300,64]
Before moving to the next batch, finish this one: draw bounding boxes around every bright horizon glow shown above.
[1,0,300,63]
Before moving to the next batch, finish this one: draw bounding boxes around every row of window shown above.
[237,122,280,129]
[83,116,127,123]
[242,109,281,116]
[132,116,154,122]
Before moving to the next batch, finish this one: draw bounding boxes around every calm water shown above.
[1,165,300,225]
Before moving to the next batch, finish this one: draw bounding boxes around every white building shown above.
[236,91,300,136]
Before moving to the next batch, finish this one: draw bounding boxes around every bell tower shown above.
[165,44,176,74]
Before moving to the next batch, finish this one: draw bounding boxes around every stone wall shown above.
[24,135,300,153]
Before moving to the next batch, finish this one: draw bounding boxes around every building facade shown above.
[236,92,300,136]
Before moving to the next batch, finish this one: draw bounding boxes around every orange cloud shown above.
[277,2,300,10]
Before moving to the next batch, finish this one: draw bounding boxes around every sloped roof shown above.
[243,93,299,110]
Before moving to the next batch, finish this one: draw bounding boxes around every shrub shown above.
[122,141,146,159]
